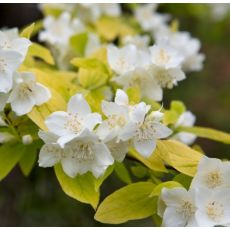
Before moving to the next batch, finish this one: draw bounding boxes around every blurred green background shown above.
[0,3,229,227]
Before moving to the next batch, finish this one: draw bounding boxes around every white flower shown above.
[105,138,129,162]
[96,3,121,17]
[210,4,230,21]
[131,107,172,157]
[0,28,31,59]
[134,4,170,32]
[85,33,101,57]
[113,66,163,101]
[45,93,101,147]
[39,12,84,46]
[122,35,150,50]
[191,156,230,190]
[195,187,230,226]
[107,44,138,76]
[38,129,114,178]
[155,31,205,72]
[96,89,136,142]
[149,43,186,89]
[8,72,51,116]
[0,50,23,93]
[172,111,197,145]
[0,92,9,111]
[161,187,197,227]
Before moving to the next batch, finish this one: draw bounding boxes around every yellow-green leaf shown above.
[94,182,156,224]
[70,32,88,56]
[178,126,230,144]
[150,181,183,197]
[0,143,26,180]
[19,141,40,176]
[27,43,55,65]
[20,23,35,39]
[173,174,193,190]
[54,164,99,209]
[95,16,137,41]
[114,162,132,184]
[129,149,168,173]
[156,140,203,176]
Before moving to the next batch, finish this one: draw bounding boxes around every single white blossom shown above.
[45,93,101,147]
[191,156,230,190]
[131,107,172,157]
[22,134,33,145]
[161,187,198,227]
[134,4,170,32]
[8,72,51,116]
[107,44,138,76]
[172,111,197,145]
[195,187,230,226]
[96,89,136,143]
[155,31,205,72]
[0,28,31,60]
[149,43,186,90]
[38,129,114,178]
[39,12,85,45]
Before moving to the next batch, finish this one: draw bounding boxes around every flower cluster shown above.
[38,89,172,178]
[0,28,51,116]
[159,156,230,227]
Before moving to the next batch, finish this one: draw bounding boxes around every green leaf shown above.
[173,174,193,190]
[94,182,156,224]
[130,165,148,178]
[163,110,179,125]
[20,23,35,39]
[54,164,99,209]
[129,149,168,173]
[170,100,186,115]
[71,57,109,90]
[156,140,203,177]
[27,43,55,65]
[70,32,88,56]
[114,162,132,184]
[177,126,230,144]
[19,142,40,176]
[0,143,26,180]
[95,16,137,41]
[150,181,183,197]
[126,87,141,104]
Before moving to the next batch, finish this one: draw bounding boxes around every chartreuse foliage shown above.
[94,182,156,224]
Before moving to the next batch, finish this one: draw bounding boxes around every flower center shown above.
[0,58,7,73]
[0,41,11,49]
[205,170,223,189]
[155,68,174,88]
[135,118,157,141]
[176,200,196,223]
[18,82,34,99]
[108,114,126,128]
[156,49,170,66]
[206,201,224,222]
[65,113,83,133]
[68,143,94,162]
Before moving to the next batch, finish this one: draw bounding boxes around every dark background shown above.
[0,3,229,227]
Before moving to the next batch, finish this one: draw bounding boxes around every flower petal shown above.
[38,143,61,167]
[134,138,156,157]
[67,93,91,116]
